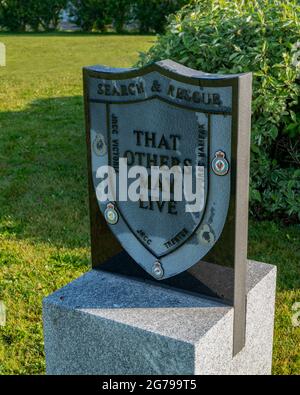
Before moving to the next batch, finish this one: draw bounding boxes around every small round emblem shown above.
[104,203,119,225]
[212,150,229,176]
[93,133,107,156]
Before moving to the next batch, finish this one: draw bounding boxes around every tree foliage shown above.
[0,0,67,31]
[0,0,29,31]
[69,0,110,31]
[36,0,67,31]
[133,0,189,34]
[107,0,132,33]
[69,0,189,33]
[0,0,190,33]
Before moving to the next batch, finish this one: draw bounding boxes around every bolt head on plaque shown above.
[152,261,164,280]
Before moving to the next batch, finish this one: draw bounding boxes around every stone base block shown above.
[43,260,276,375]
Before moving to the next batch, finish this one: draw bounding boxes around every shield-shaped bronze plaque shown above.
[83,60,252,355]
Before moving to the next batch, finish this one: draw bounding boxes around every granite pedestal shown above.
[43,260,276,375]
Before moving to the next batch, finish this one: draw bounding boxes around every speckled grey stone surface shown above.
[43,260,276,375]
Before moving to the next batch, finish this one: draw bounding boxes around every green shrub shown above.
[138,0,300,222]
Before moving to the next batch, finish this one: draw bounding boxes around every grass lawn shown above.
[0,34,299,375]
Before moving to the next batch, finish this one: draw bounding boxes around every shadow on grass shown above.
[0,95,92,249]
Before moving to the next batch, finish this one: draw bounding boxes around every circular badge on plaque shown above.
[104,202,119,225]
[212,150,229,176]
[93,133,107,156]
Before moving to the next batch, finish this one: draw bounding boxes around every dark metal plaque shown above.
[83,60,252,355]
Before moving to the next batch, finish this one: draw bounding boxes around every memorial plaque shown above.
[83,60,252,354]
